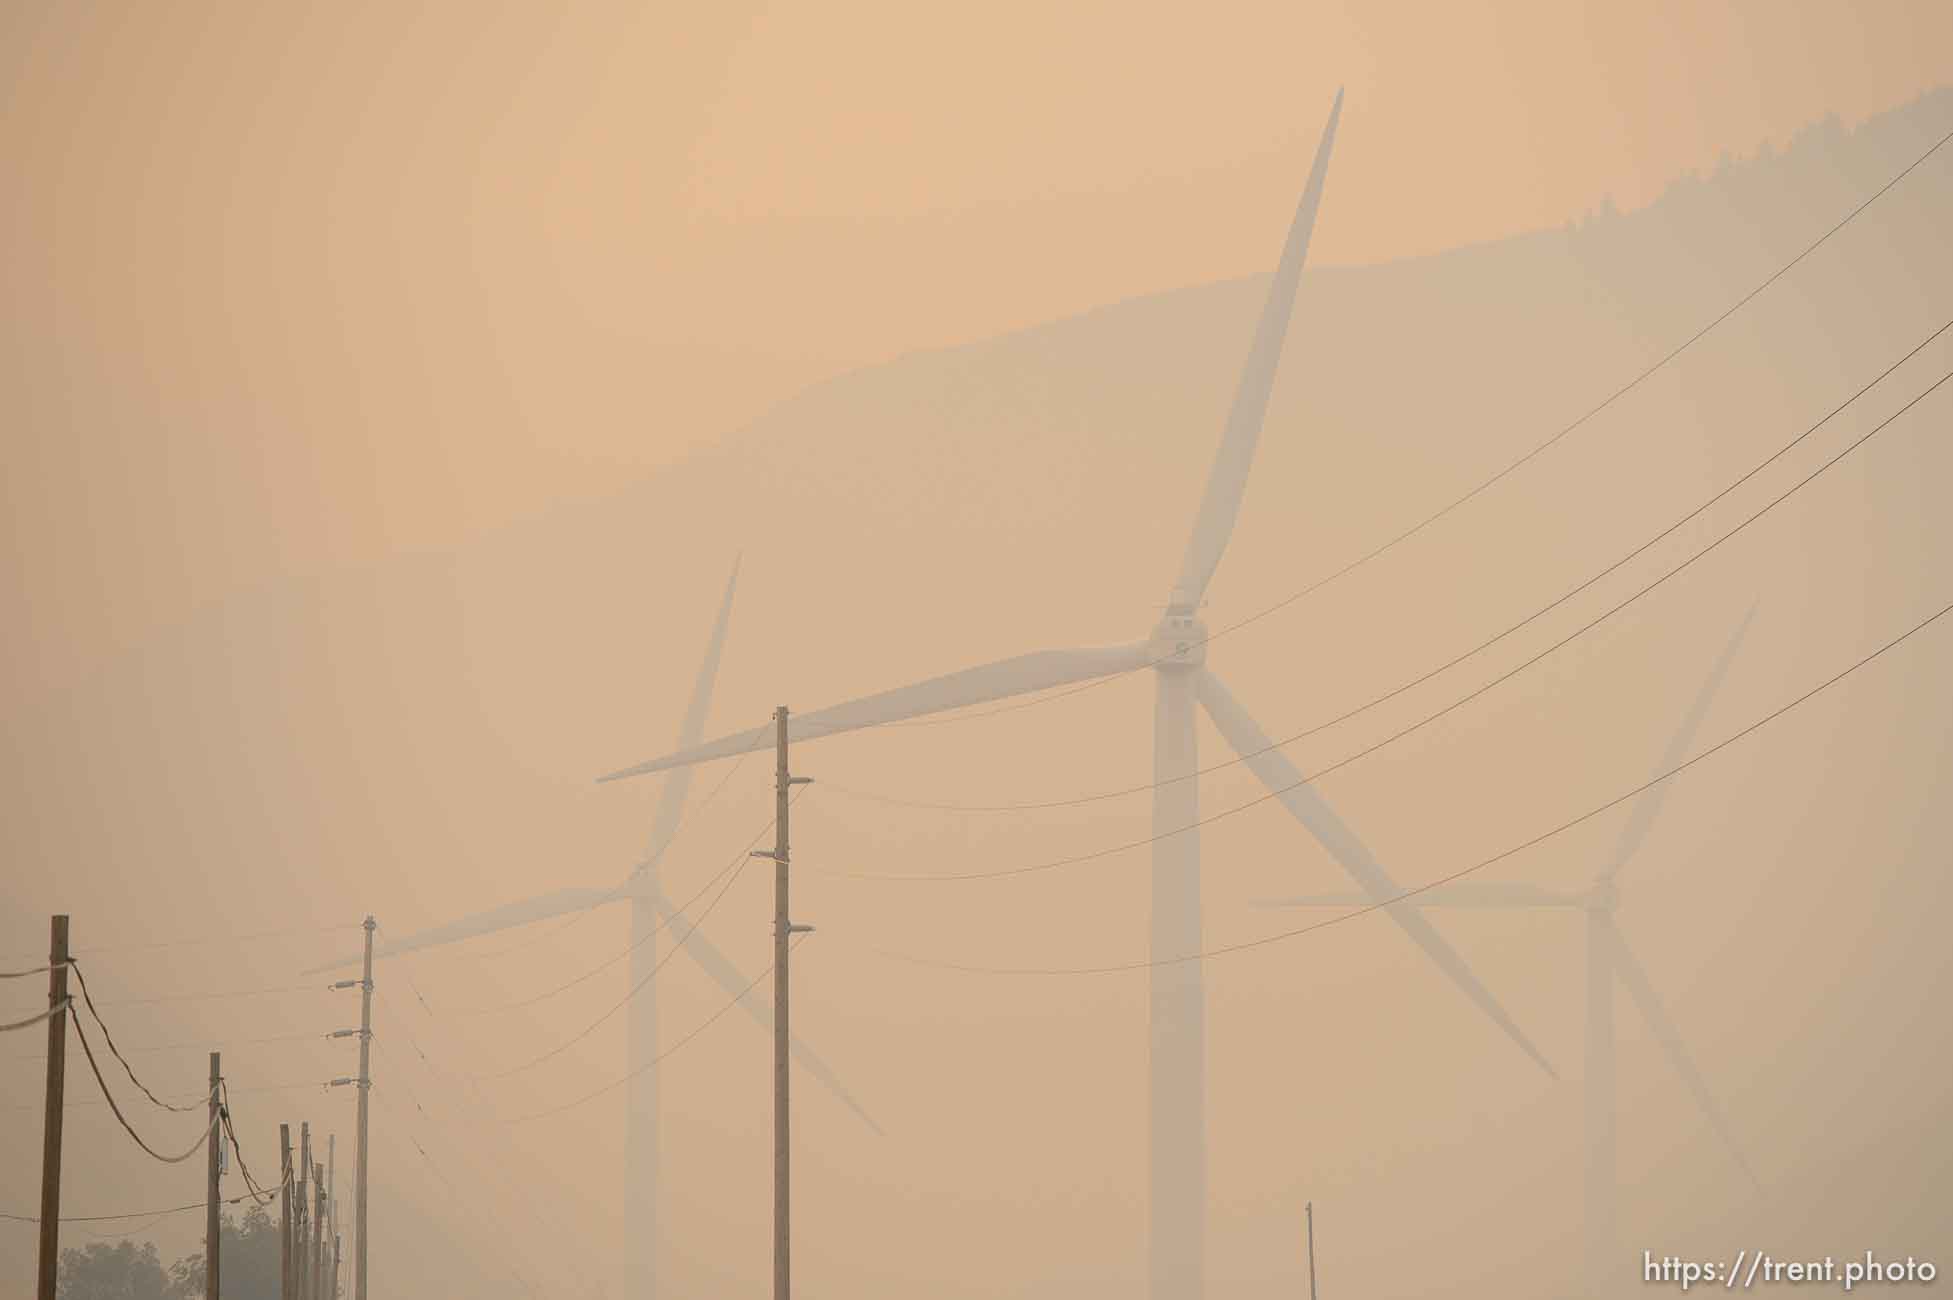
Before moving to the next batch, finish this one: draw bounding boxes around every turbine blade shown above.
[1608,924,1758,1187]
[300,888,620,974]
[641,557,743,871]
[1602,602,1759,880]
[650,887,882,1135]
[1170,89,1342,610]
[1255,882,1579,909]
[1194,668,1557,1078]
[599,641,1154,782]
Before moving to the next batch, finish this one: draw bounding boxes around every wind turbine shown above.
[597,91,1553,1300]
[316,559,878,1299]
[1262,605,1762,1298]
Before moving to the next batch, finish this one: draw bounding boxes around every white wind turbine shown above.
[1263,605,1763,1298]
[597,90,1554,1300]
[316,559,878,1300]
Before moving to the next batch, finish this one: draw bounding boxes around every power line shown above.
[6,1030,327,1064]
[94,983,332,1008]
[0,961,68,981]
[475,795,791,1080]
[0,997,70,1035]
[0,1189,281,1227]
[430,791,791,1019]
[367,1086,543,1298]
[365,994,605,1296]
[2,924,362,967]
[818,361,1951,882]
[857,593,1953,976]
[219,1079,285,1209]
[510,937,806,1125]
[825,317,1952,813]
[68,961,206,1113]
[69,1011,220,1164]
[3,1075,339,1114]
[438,747,759,966]
[808,123,1953,738]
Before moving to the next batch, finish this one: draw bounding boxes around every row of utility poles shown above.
[275,1121,340,1300]
[31,913,376,1300]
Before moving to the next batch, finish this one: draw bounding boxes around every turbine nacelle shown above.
[1148,611,1209,670]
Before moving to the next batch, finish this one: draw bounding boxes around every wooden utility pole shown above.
[36,914,70,1300]
[354,917,374,1300]
[1305,1201,1318,1300]
[206,1052,222,1300]
[279,1124,294,1300]
[310,1158,325,1300]
[299,1123,313,1300]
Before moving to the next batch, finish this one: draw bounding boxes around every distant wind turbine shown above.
[597,90,1552,1300]
[315,559,877,1300]
[1262,605,1762,1298]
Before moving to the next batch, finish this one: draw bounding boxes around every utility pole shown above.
[330,921,376,1300]
[280,1124,294,1300]
[1305,1201,1318,1300]
[354,918,374,1300]
[206,1053,222,1300]
[752,707,812,1300]
[311,1157,326,1300]
[299,1123,313,1300]
[773,705,791,1300]
[36,914,70,1300]
[327,1136,339,1300]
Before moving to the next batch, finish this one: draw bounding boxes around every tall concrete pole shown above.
[355,916,375,1300]
[206,1053,222,1300]
[36,915,70,1300]
[326,1136,338,1300]
[772,706,791,1300]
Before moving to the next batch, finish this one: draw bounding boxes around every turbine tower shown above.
[316,559,877,1298]
[1264,605,1763,1298]
[598,91,1553,1300]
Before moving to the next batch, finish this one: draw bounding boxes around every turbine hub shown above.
[1148,613,1208,670]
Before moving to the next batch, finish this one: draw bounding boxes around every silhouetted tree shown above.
[57,1204,286,1300]
[55,1239,171,1300]
[165,1204,284,1300]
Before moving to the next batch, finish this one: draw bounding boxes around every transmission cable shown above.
[220,1079,286,1208]
[430,786,793,1018]
[859,593,1953,975]
[827,318,1952,813]
[0,960,68,980]
[97,982,330,1008]
[475,789,805,1080]
[0,997,70,1035]
[69,1011,220,1163]
[0,1190,283,1227]
[443,747,758,966]
[818,124,1953,737]
[818,362,1950,881]
[68,960,207,1113]
[509,935,806,1125]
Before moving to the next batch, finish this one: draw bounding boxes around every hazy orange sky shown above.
[4,0,1951,672]
[4,8,1953,1298]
